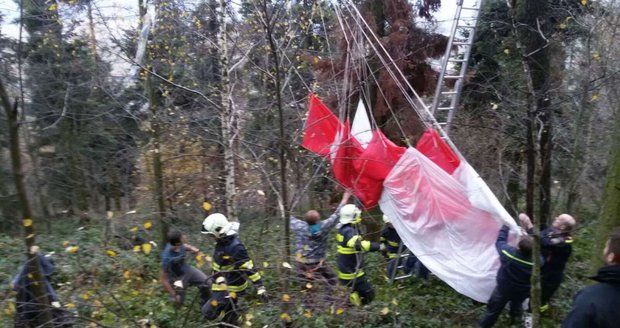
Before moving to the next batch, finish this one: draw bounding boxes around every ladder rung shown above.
[441,91,458,95]
[452,42,470,46]
[394,274,413,280]
[448,59,467,63]
[461,7,480,11]
[444,75,464,79]
[457,25,477,29]
[437,107,454,111]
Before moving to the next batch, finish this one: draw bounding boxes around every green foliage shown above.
[0,215,600,327]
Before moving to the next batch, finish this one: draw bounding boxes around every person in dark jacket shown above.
[520,213,576,312]
[563,227,620,328]
[13,248,74,327]
[290,191,351,288]
[201,213,266,325]
[381,214,429,280]
[479,225,539,328]
[336,204,385,306]
[160,230,209,307]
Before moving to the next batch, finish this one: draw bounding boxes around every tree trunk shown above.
[218,0,238,221]
[1,76,53,327]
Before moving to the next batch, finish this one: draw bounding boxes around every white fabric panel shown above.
[351,99,373,149]
[379,147,507,303]
[451,163,519,230]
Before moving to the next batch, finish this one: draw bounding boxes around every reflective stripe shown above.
[228,281,249,292]
[387,240,399,247]
[540,304,549,312]
[360,240,371,251]
[211,283,228,292]
[248,272,261,282]
[346,235,361,248]
[387,253,398,259]
[565,238,574,244]
[501,250,533,266]
[239,260,254,270]
[336,234,344,242]
[337,245,359,255]
[212,262,234,271]
[337,270,364,280]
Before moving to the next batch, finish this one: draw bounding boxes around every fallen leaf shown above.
[380,307,390,315]
[202,202,212,211]
[282,262,292,269]
[143,221,152,230]
[106,250,117,257]
[336,308,344,315]
[65,246,79,254]
[280,313,292,322]
[142,243,152,255]
[282,294,290,302]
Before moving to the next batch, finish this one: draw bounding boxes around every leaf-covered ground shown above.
[0,214,597,327]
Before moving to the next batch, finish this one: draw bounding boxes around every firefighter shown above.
[381,215,428,280]
[200,213,267,324]
[478,225,540,328]
[336,204,385,306]
[519,213,576,312]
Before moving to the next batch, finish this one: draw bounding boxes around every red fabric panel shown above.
[354,130,406,181]
[415,128,461,174]
[330,123,385,209]
[301,94,343,156]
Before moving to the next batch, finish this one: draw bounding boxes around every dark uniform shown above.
[13,254,74,327]
[381,226,428,279]
[336,223,382,305]
[479,226,540,328]
[563,264,620,328]
[539,228,573,311]
[202,234,264,324]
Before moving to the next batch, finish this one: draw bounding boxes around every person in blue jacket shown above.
[479,224,539,328]
[563,227,620,328]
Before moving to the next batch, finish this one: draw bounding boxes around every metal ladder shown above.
[430,0,484,134]
[388,242,413,283]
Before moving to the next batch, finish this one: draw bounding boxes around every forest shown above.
[0,0,619,327]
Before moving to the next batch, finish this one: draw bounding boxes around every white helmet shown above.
[201,213,231,238]
[382,214,390,224]
[339,204,362,225]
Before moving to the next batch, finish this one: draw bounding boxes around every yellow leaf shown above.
[581,0,587,6]
[202,202,212,211]
[503,48,510,55]
[559,23,567,29]
[282,294,291,302]
[106,250,117,257]
[48,4,58,11]
[336,308,344,315]
[245,313,254,320]
[133,245,141,252]
[62,241,69,247]
[391,298,399,306]
[380,307,390,315]
[142,243,152,255]
[66,303,76,309]
[280,313,292,322]
[263,261,269,268]
[282,262,292,269]
[143,221,152,230]
[66,246,79,254]
[123,270,131,279]
[210,299,219,307]
[591,94,599,101]
[81,293,90,301]
[130,226,138,233]
[303,310,312,318]
[23,219,32,227]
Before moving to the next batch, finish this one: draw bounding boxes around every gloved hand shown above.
[170,293,182,307]
[256,286,268,302]
[379,243,387,252]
